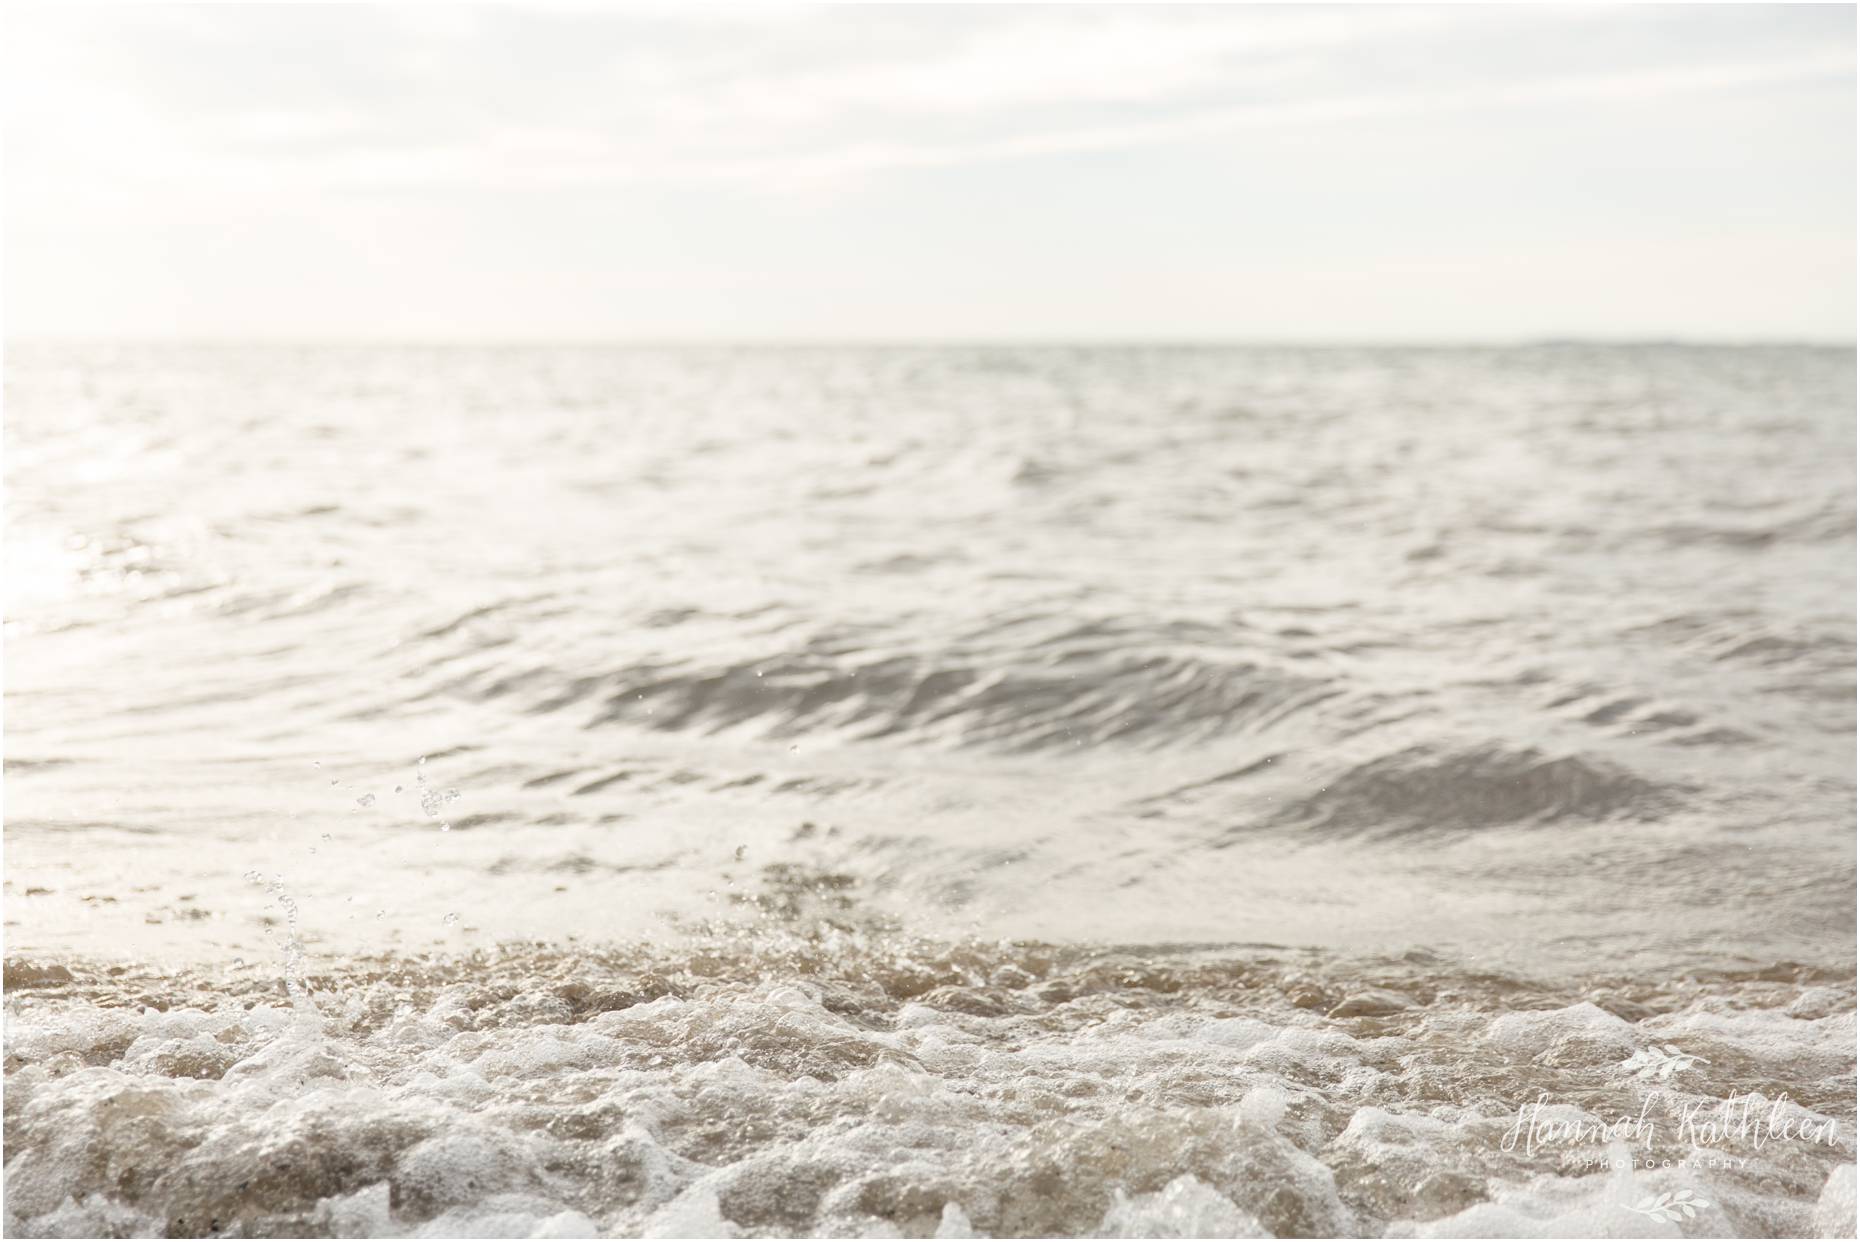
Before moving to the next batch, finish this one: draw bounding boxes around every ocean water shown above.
[3,343,1854,1238]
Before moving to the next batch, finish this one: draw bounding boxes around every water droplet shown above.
[443,912,459,926]
[420,786,459,818]
[439,822,451,833]
[356,793,375,808]
[232,957,245,967]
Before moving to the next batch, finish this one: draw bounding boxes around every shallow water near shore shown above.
[5,344,1855,1235]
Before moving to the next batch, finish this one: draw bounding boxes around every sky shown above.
[5,3,1855,342]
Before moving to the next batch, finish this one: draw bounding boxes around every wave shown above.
[1270,745,1675,838]
[3,939,1852,1239]
[404,612,1343,754]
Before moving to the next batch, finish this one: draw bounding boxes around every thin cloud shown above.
[18,5,1847,195]
[96,45,1845,194]
[5,3,1851,340]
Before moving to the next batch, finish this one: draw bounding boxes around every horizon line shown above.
[6,335,1856,350]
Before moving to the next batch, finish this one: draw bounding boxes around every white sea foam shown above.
[4,942,1852,1238]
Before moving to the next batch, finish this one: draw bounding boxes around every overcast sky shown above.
[6,4,1854,342]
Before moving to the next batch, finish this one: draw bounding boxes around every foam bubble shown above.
[3,943,1850,1237]
[1098,1174,1269,1238]
[1812,1164,1856,1239]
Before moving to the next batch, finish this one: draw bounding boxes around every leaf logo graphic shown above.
[1620,1044,1709,1080]
[1625,1189,1710,1223]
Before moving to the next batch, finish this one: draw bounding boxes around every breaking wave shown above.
[4,937,1854,1239]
